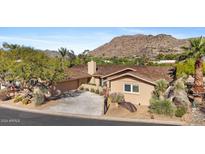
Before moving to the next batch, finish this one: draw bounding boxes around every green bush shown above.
[95,89,99,94]
[150,98,175,116]
[109,92,125,103]
[14,95,23,103]
[90,88,95,93]
[33,93,45,105]
[155,79,169,97]
[175,106,187,117]
[85,88,89,91]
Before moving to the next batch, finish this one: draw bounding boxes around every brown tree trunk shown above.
[193,57,204,104]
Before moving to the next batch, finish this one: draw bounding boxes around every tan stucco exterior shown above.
[88,76,101,86]
[53,61,163,107]
[88,61,96,75]
[110,75,155,106]
[95,78,100,86]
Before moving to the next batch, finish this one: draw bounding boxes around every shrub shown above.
[90,88,95,93]
[85,88,89,91]
[149,98,175,116]
[99,91,104,96]
[109,92,125,103]
[14,95,23,103]
[22,98,31,105]
[155,79,169,98]
[79,87,84,91]
[33,93,45,105]
[175,106,187,117]
[0,89,10,101]
[174,79,186,92]
[95,89,99,94]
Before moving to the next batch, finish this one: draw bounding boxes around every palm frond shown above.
[179,36,205,61]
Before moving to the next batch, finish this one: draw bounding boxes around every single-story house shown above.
[55,60,172,106]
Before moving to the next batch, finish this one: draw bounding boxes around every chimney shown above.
[88,60,96,75]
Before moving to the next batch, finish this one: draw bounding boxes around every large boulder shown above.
[119,101,137,112]
[173,93,190,108]
[166,77,191,108]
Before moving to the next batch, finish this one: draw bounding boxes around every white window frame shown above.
[123,83,140,94]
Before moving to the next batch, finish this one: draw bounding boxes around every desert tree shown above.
[178,37,205,103]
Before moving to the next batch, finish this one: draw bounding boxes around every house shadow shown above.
[47,90,84,101]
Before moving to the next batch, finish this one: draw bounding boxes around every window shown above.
[124,84,139,93]
[132,85,139,93]
[124,84,131,92]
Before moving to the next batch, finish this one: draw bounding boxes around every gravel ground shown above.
[44,91,104,116]
[191,108,205,125]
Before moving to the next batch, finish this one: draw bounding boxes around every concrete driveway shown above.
[45,91,104,116]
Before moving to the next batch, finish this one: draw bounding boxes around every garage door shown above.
[55,80,79,92]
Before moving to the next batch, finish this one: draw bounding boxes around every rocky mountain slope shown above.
[41,49,60,57]
[89,34,190,58]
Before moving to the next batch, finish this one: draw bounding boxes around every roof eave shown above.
[106,73,156,86]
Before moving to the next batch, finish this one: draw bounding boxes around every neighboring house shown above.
[55,60,172,106]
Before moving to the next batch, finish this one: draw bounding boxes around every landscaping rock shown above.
[164,86,174,99]
[119,101,137,112]
[173,92,190,108]
[166,77,191,108]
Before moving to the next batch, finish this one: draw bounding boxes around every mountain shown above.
[88,34,190,58]
[41,49,60,57]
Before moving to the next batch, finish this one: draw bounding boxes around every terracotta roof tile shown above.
[65,65,91,80]
[128,67,172,82]
[66,64,172,82]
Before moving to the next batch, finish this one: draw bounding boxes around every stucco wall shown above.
[89,77,101,86]
[110,76,155,106]
[89,77,95,85]
[95,78,100,86]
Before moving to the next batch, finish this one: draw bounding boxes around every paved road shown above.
[0,107,176,126]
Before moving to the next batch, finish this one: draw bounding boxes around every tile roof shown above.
[66,64,172,82]
[65,65,91,80]
[95,65,172,81]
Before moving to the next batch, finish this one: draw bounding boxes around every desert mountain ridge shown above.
[88,34,191,58]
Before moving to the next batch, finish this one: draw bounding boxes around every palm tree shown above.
[155,79,169,99]
[78,50,89,64]
[179,37,205,103]
[2,42,20,50]
[58,47,69,69]
[67,50,76,67]
[58,47,68,58]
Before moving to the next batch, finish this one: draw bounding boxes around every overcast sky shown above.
[0,27,205,54]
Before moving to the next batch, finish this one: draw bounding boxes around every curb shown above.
[0,103,185,126]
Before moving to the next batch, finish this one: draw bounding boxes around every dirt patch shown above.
[105,103,191,124]
[0,99,59,110]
